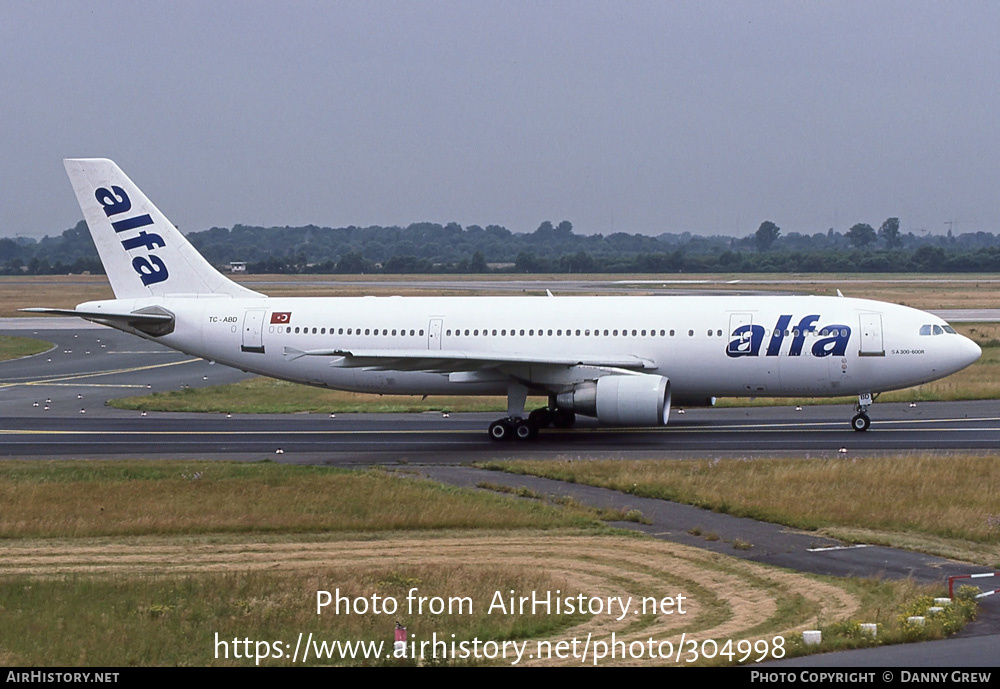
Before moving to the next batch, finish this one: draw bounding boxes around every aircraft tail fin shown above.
[63,159,262,299]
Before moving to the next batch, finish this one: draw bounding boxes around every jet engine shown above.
[556,374,671,426]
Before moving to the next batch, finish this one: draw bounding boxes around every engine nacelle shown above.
[556,374,671,426]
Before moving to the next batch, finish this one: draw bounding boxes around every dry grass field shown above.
[4,272,1000,317]
[0,460,978,666]
[485,454,1000,567]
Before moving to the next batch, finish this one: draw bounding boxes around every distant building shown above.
[230,262,247,273]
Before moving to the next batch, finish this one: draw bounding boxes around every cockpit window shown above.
[920,324,956,336]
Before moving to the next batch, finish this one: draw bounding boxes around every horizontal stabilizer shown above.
[21,307,173,322]
[21,306,175,336]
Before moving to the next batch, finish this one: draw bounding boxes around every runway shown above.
[6,405,1000,460]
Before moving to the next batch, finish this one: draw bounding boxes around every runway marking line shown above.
[0,358,199,388]
[13,383,150,388]
[807,545,870,552]
[2,422,999,438]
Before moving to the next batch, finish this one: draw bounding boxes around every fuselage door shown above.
[428,318,443,350]
[241,309,266,353]
[858,313,885,357]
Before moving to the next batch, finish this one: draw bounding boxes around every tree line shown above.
[4,218,1000,275]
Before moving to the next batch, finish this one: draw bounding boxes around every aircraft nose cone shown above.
[959,335,982,369]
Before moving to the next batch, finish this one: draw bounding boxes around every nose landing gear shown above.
[851,392,875,432]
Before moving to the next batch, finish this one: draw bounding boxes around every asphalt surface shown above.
[2,318,998,666]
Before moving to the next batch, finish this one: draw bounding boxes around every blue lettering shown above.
[789,315,820,356]
[95,186,169,288]
[111,214,154,234]
[812,325,851,357]
[95,186,131,217]
[766,315,792,356]
[726,324,765,357]
[121,230,166,252]
[132,256,169,286]
[727,315,851,358]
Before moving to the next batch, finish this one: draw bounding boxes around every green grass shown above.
[480,454,1000,566]
[0,334,52,361]
[0,460,599,538]
[0,460,981,666]
[108,376,515,413]
[758,580,979,664]
[0,566,586,666]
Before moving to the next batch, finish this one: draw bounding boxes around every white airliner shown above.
[25,159,982,440]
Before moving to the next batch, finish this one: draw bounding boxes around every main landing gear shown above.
[851,392,875,432]
[488,384,575,441]
[487,408,576,441]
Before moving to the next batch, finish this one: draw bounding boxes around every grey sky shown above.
[2,1,999,239]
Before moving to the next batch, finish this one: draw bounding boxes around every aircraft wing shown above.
[283,346,656,372]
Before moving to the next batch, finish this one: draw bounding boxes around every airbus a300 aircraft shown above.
[25,159,982,440]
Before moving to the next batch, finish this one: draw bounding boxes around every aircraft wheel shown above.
[851,413,871,432]
[489,419,513,441]
[515,418,538,441]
